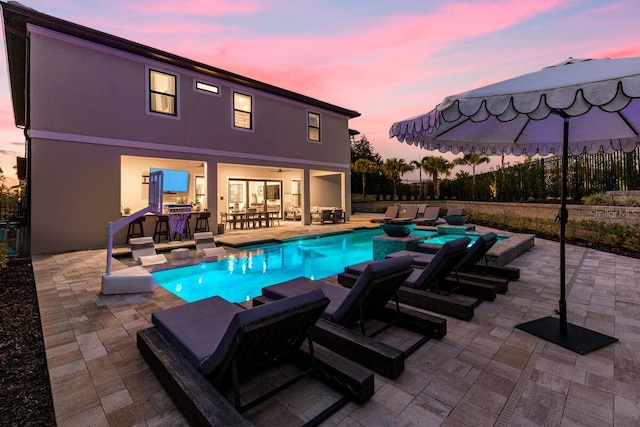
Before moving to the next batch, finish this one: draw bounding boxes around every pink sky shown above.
[2,0,640,186]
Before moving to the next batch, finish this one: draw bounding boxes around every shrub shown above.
[467,209,640,257]
[583,192,612,206]
[623,197,640,207]
[0,241,7,268]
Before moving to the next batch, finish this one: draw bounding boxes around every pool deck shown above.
[33,213,640,426]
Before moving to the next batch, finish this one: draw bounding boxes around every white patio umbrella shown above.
[388,57,640,354]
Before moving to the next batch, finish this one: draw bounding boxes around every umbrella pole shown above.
[559,117,569,336]
[515,113,617,354]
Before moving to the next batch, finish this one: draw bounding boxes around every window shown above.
[195,80,219,95]
[233,92,253,129]
[308,112,321,142]
[291,179,301,207]
[149,69,177,116]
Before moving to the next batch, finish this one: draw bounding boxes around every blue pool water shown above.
[154,228,393,303]
[151,228,501,303]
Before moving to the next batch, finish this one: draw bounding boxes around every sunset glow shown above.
[1,0,640,184]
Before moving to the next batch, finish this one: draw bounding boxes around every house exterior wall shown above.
[28,29,351,163]
[26,26,354,254]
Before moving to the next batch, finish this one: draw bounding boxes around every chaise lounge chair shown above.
[138,289,374,425]
[388,232,517,293]
[256,256,447,377]
[130,236,168,266]
[370,205,399,223]
[340,237,483,320]
[443,207,468,225]
[411,206,441,226]
[194,231,226,258]
[389,205,419,224]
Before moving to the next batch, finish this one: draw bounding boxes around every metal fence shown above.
[446,147,640,202]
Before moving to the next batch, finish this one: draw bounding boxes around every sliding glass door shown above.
[228,179,282,217]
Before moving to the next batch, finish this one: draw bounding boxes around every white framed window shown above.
[308,111,321,142]
[194,80,220,96]
[147,67,179,118]
[233,92,253,130]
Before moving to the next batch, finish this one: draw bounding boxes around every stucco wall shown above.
[28,29,351,164]
[26,27,353,254]
[309,172,343,209]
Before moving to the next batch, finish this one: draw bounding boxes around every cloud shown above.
[123,0,264,16]
[2,0,640,180]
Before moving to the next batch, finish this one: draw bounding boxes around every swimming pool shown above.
[153,228,389,303]
[151,227,507,303]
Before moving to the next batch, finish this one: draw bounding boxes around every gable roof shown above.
[1,1,361,128]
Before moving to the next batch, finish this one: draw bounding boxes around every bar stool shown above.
[172,215,192,241]
[126,216,145,243]
[154,215,171,243]
[194,211,210,232]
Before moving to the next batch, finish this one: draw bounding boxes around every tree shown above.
[0,173,18,204]
[454,153,490,199]
[410,157,428,200]
[351,158,378,197]
[350,135,384,196]
[422,156,454,199]
[350,135,382,164]
[382,158,412,200]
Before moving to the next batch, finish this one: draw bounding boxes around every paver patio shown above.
[32,215,640,426]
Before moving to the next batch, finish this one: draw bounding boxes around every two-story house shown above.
[1,2,359,254]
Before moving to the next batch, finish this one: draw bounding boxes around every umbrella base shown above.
[516,316,617,355]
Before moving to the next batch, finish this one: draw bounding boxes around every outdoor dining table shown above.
[228,211,247,229]
[227,209,279,229]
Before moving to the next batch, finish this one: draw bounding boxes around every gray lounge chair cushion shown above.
[389,206,418,223]
[385,250,435,267]
[152,288,327,376]
[334,255,412,323]
[402,268,426,288]
[344,260,374,275]
[345,256,427,289]
[456,233,497,271]
[403,237,470,290]
[411,207,440,225]
[265,255,414,324]
[262,277,350,323]
[383,206,399,220]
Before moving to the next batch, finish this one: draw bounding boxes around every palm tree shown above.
[351,158,378,197]
[410,157,428,200]
[422,156,454,199]
[382,158,412,200]
[454,153,490,199]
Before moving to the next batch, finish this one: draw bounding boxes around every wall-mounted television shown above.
[266,184,280,200]
[150,167,189,193]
